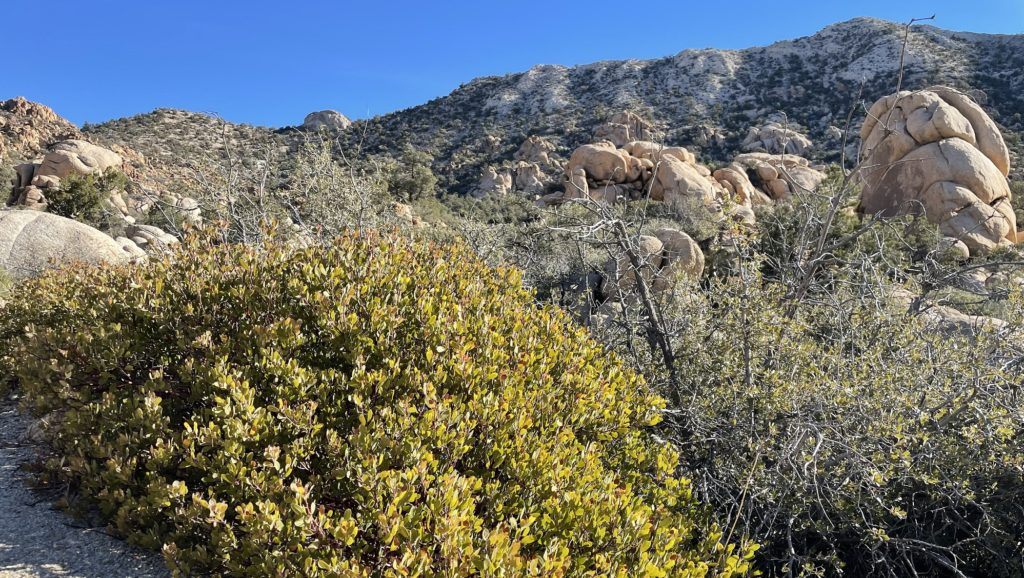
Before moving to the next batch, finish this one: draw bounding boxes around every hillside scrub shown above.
[0,233,754,577]
[530,172,1024,576]
[662,269,1024,577]
[47,167,129,224]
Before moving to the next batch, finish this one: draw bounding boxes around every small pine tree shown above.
[387,145,438,202]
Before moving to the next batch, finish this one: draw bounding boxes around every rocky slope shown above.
[65,18,1024,195]
[337,17,1024,192]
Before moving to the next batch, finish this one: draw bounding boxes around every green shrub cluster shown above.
[529,172,1024,575]
[0,233,754,577]
[1011,180,1024,225]
[47,167,128,223]
[386,145,438,203]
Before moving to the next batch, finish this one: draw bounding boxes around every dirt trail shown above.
[0,398,168,578]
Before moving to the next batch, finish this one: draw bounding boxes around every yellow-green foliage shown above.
[0,233,754,577]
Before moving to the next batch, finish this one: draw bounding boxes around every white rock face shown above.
[302,110,352,131]
[0,210,131,278]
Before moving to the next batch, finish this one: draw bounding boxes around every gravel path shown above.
[0,398,169,578]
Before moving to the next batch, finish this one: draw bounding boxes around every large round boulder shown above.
[650,155,717,205]
[565,142,635,184]
[301,110,352,131]
[0,210,132,278]
[600,235,664,299]
[653,228,704,291]
[859,86,1015,254]
[34,139,123,180]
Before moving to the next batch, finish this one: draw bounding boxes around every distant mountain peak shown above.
[77,19,1024,193]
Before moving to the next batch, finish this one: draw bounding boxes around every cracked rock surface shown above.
[859,86,1015,254]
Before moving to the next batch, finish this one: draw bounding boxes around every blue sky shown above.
[4,0,1022,127]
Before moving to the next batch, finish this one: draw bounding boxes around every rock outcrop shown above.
[514,136,558,167]
[7,140,125,212]
[859,86,1016,254]
[741,122,813,156]
[513,162,546,195]
[35,140,123,180]
[302,110,352,131]
[471,166,513,197]
[600,228,704,300]
[0,210,134,278]
[727,152,828,202]
[593,112,662,147]
[0,97,82,162]
[542,136,816,220]
[549,140,722,207]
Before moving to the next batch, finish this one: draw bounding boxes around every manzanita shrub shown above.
[0,233,755,577]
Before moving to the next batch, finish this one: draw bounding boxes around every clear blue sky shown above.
[3,0,1022,127]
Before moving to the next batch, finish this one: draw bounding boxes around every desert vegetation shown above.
[0,233,756,577]
[1,15,1024,578]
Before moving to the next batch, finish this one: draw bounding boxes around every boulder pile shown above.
[9,140,124,210]
[6,139,199,255]
[741,122,813,155]
[593,111,663,147]
[472,135,563,197]
[514,135,557,166]
[471,165,514,196]
[599,227,705,301]
[538,136,826,229]
[544,140,718,207]
[859,86,1017,254]
[717,152,828,206]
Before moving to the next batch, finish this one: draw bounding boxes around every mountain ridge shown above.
[14,17,1021,195]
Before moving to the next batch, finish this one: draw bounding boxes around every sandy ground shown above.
[0,398,169,578]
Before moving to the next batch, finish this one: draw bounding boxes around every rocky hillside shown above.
[80,18,1024,195]
[342,17,1024,191]
[0,98,82,162]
